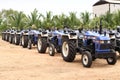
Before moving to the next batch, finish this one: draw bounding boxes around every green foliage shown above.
[80,11,90,28]
[1,8,120,31]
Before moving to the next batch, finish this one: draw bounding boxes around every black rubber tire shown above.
[22,35,28,48]
[49,43,55,56]
[27,39,32,49]
[61,40,76,62]
[5,34,7,41]
[117,49,120,55]
[81,51,92,68]
[106,52,117,65]
[6,34,9,41]
[37,37,48,53]
[57,46,62,53]
[12,34,15,44]
[92,56,96,61]
[9,34,13,44]
[5,33,9,42]
[2,33,4,40]
[14,34,20,45]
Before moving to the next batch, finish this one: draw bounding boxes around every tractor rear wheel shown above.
[22,35,28,48]
[61,40,76,62]
[81,51,92,68]
[27,39,32,49]
[15,34,20,45]
[37,37,47,53]
[9,35,13,44]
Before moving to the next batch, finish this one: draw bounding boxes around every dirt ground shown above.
[0,38,120,80]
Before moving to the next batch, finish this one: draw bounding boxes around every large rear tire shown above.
[14,34,20,45]
[9,34,12,44]
[37,37,48,53]
[27,39,32,49]
[61,40,76,62]
[81,51,92,68]
[22,35,28,48]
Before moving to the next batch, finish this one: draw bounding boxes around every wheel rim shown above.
[83,54,88,65]
[62,42,69,57]
[38,39,42,51]
[28,40,31,48]
[9,36,11,42]
[6,35,7,40]
[49,46,53,55]
[22,36,24,45]
[108,58,113,63]
[15,36,17,44]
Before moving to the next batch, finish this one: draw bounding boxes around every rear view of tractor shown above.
[21,30,29,48]
[27,30,40,49]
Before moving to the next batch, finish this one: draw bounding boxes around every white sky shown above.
[0,0,98,15]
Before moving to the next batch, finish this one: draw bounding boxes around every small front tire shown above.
[48,44,55,56]
[81,51,92,68]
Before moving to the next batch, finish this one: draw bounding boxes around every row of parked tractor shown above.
[1,26,120,68]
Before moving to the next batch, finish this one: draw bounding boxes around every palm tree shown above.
[9,11,26,30]
[69,12,80,28]
[89,16,100,29]
[58,13,67,28]
[42,11,53,29]
[26,9,41,29]
[0,9,19,30]
[80,11,90,29]
[113,10,120,28]
[100,11,114,29]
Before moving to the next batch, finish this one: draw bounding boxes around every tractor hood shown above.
[84,31,99,37]
[52,30,64,36]
[96,36,110,41]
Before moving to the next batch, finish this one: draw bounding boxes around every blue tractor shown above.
[47,30,64,56]
[27,30,40,49]
[114,26,120,54]
[37,30,49,53]
[8,29,16,44]
[21,30,29,48]
[14,30,23,45]
[61,31,117,67]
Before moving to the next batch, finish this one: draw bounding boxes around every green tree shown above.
[68,12,80,28]
[9,11,26,30]
[26,9,42,29]
[113,10,120,28]
[101,11,114,29]
[80,11,90,29]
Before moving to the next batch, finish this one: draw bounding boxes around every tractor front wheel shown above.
[106,57,117,65]
[48,43,55,56]
[81,51,92,68]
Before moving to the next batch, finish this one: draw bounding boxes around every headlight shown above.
[100,40,104,43]
[110,35,115,39]
[108,41,110,43]
[91,37,96,39]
